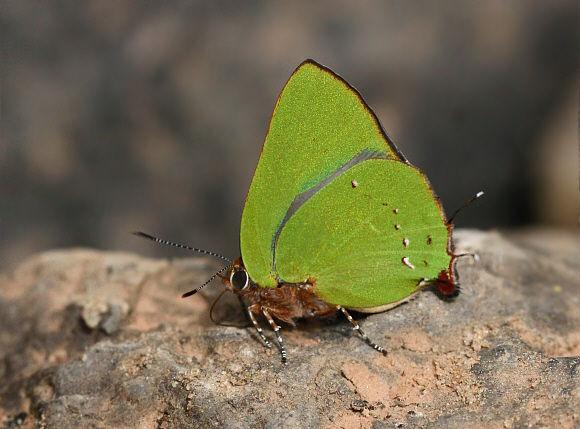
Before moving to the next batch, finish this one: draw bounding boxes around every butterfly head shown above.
[223,257,251,294]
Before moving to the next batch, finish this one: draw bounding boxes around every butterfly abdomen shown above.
[236,279,337,322]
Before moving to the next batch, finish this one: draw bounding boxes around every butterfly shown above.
[136,60,478,363]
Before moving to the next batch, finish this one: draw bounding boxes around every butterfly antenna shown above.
[182,264,232,298]
[448,191,484,224]
[132,231,232,263]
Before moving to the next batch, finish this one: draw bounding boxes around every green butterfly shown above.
[137,59,462,363]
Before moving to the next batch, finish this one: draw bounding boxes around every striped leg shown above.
[338,306,387,356]
[261,308,287,364]
[247,307,272,348]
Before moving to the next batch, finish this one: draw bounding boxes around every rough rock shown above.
[0,229,578,428]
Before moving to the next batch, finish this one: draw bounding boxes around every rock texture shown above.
[0,229,579,428]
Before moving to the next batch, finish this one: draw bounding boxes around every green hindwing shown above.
[275,159,450,309]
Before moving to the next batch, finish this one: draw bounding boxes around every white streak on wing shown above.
[402,256,415,269]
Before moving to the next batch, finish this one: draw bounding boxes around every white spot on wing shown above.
[402,238,410,247]
[402,257,415,269]
[393,208,399,214]
[351,180,358,188]
[394,224,401,230]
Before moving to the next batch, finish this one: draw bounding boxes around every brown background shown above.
[1,1,578,270]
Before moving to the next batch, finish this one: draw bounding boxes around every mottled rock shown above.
[0,229,578,428]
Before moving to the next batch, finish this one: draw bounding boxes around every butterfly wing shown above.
[241,60,404,287]
[274,158,452,309]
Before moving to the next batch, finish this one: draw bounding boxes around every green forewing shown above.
[275,159,450,308]
[241,60,404,287]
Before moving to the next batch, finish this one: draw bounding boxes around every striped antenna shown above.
[132,231,232,263]
[132,231,234,298]
[182,265,232,298]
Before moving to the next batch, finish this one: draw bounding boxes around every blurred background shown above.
[1,1,578,270]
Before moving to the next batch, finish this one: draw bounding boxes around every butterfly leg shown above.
[337,306,388,356]
[261,307,287,364]
[246,307,272,348]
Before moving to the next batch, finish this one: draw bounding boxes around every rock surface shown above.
[0,229,579,428]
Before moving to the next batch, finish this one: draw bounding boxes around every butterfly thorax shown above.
[223,258,337,323]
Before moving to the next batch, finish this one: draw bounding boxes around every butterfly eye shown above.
[230,269,249,290]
